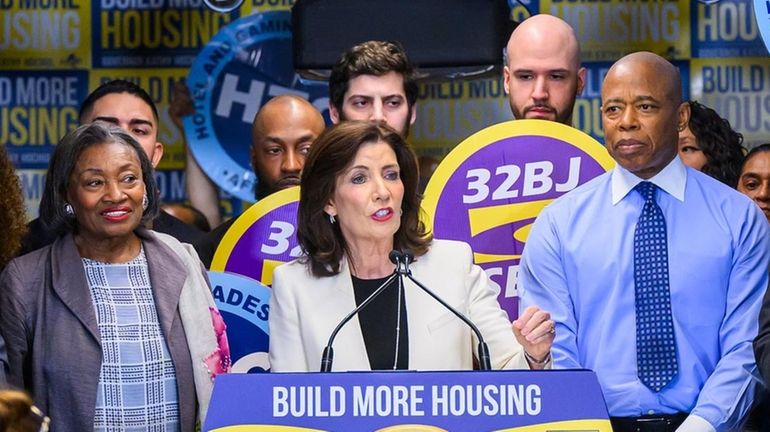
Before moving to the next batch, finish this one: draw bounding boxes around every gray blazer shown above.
[0,229,197,431]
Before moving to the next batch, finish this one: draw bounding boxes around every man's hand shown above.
[169,80,195,132]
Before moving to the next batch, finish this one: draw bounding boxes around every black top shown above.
[18,210,201,257]
[191,217,236,269]
[352,274,409,370]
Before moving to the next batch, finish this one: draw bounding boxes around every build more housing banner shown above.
[204,370,612,431]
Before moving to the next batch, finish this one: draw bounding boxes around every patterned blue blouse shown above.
[83,246,180,431]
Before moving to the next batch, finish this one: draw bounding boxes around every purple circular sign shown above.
[424,120,614,318]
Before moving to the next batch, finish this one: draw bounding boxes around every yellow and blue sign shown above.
[508,0,536,22]
[411,77,513,159]
[693,0,769,57]
[4,0,770,222]
[16,167,47,221]
[208,187,301,372]
[241,0,295,14]
[0,0,91,70]
[0,70,86,169]
[690,57,770,146]
[91,0,234,68]
[211,186,300,284]
[544,0,691,61]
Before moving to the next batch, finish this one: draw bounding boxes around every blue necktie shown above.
[634,181,678,392]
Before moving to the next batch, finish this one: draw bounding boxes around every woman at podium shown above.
[269,122,554,372]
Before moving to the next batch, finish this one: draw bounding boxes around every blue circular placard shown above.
[185,11,329,201]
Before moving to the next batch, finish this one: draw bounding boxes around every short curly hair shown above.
[687,100,745,188]
[39,122,160,234]
[0,146,27,269]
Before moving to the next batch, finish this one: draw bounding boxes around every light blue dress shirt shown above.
[519,156,770,430]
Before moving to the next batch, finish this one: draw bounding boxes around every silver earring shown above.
[64,203,74,216]
[329,214,336,224]
[400,208,403,216]
[142,193,148,210]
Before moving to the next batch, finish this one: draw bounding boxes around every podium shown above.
[204,370,611,431]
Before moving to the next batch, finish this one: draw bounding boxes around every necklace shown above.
[392,275,404,370]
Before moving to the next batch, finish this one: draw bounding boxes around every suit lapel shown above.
[49,234,101,344]
[325,259,372,371]
[139,230,184,340]
[404,257,436,370]
[139,231,197,432]
[403,250,469,371]
[48,231,186,345]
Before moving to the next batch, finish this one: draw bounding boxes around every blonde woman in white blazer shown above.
[269,122,554,373]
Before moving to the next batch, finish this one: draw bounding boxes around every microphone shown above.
[319,252,402,372]
[398,250,493,371]
[389,249,404,268]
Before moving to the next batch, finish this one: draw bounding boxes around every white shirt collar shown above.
[611,155,687,205]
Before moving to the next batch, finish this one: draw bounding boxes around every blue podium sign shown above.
[205,370,610,431]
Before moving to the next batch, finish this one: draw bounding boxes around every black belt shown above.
[610,413,688,432]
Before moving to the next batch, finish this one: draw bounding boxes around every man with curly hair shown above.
[328,40,417,138]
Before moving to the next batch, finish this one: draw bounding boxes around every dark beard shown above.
[255,176,273,201]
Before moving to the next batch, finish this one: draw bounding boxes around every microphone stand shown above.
[319,252,405,372]
[399,252,493,371]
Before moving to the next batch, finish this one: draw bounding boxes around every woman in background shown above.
[0,122,229,431]
[269,122,554,372]
[745,145,770,431]
[0,390,49,432]
[0,145,27,272]
[0,145,26,388]
[737,144,770,223]
[678,100,744,188]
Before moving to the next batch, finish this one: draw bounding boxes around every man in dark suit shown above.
[193,95,325,267]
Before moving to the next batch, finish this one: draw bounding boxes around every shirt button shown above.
[647,410,655,415]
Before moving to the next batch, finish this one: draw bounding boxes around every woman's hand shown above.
[511,306,555,370]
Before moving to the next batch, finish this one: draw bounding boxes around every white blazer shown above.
[268,239,529,372]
